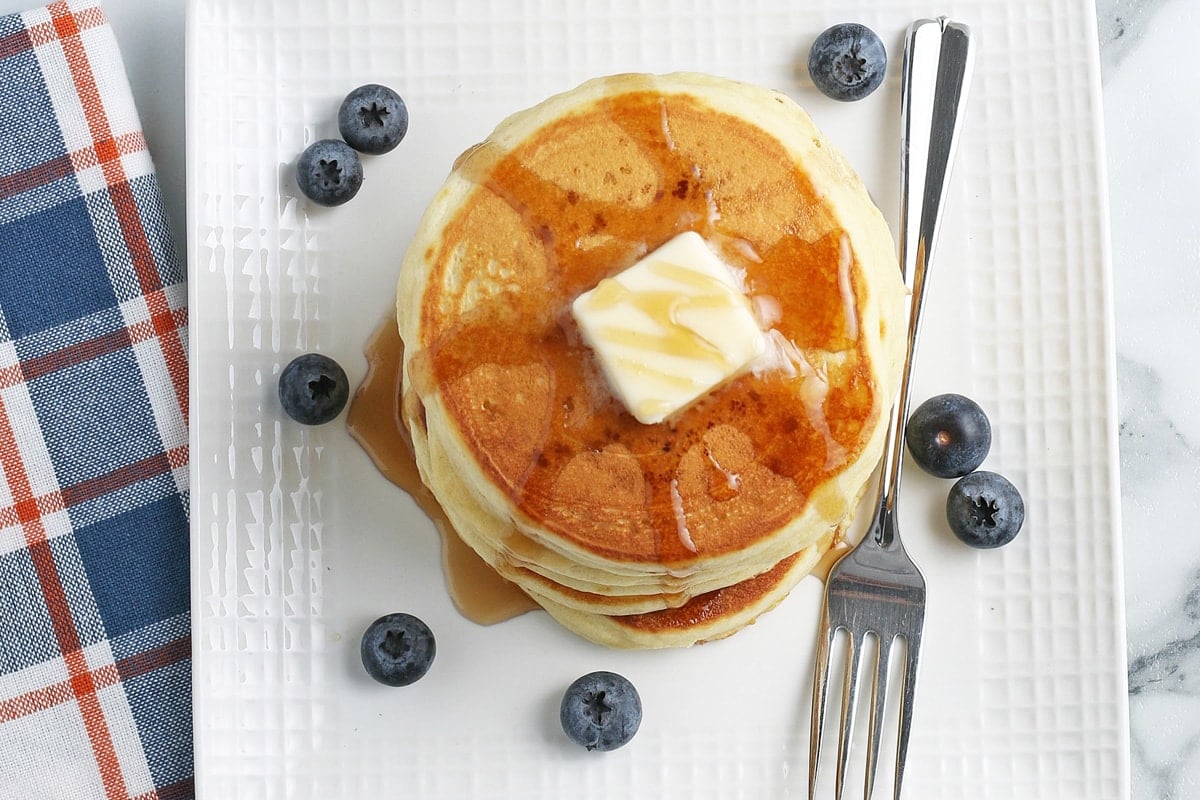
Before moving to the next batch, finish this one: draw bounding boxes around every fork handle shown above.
[876,18,976,538]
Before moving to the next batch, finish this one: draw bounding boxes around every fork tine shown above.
[863,633,892,800]
[808,616,836,800]
[833,630,864,800]
[893,634,922,800]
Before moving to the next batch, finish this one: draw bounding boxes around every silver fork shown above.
[807,18,976,800]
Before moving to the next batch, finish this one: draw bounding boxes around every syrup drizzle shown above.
[346,315,846,627]
[415,88,874,566]
[809,540,852,583]
[348,83,879,622]
[347,318,538,625]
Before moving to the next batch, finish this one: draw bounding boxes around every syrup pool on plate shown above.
[347,318,538,625]
[348,315,857,628]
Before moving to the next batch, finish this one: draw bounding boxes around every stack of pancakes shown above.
[396,73,906,648]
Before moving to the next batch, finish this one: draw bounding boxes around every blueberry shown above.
[559,671,642,751]
[360,613,436,686]
[278,353,350,425]
[905,393,992,478]
[946,471,1025,549]
[296,139,363,206]
[338,84,409,155]
[808,23,887,102]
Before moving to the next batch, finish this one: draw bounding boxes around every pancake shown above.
[395,72,905,647]
[535,530,836,650]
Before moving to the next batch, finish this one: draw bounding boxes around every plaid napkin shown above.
[0,2,191,798]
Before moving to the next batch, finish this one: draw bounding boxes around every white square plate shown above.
[185,1,1130,797]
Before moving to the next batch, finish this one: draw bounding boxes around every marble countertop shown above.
[2,0,1195,797]
[1098,0,1200,796]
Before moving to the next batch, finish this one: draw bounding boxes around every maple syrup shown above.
[347,318,538,625]
[809,541,852,583]
[413,90,875,565]
[348,86,883,626]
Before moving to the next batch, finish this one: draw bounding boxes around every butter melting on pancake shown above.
[396,73,906,648]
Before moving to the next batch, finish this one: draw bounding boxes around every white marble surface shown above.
[1,0,1195,797]
[1098,0,1200,797]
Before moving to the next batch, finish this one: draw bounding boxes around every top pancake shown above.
[397,73,905,591]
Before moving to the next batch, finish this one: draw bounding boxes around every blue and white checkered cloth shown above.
[0,1,192,797]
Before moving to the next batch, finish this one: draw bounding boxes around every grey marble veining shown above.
[1117,356,1198,491]
[1095,0,1175,75]
[1101,0,1200,796]
[1127,587,1200,698]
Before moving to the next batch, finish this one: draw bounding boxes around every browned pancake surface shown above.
[412,88,878,566]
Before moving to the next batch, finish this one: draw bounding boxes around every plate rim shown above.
[182,1,1132,796]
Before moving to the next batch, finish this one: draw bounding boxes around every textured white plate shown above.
[185,1,1130,798]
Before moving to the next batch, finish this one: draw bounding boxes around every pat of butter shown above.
[572,231,766,424]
